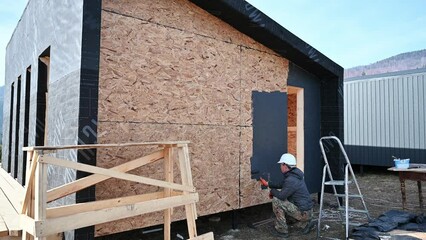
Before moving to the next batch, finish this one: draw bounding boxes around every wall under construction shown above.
[96,0,288,235]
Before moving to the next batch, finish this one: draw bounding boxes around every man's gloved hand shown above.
[259,177,268,187]
[269,191,274,199]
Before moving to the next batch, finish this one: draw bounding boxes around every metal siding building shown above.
[344,68,426,166]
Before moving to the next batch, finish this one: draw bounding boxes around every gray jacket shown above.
[269,168,313,211]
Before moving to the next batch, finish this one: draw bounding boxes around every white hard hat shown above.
[277,153,296,167]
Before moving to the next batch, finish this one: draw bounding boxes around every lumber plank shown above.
[0,216,8,237]
[39,156,195,193]
[47,150,164,202]
[189,232,214,240]
[178,146,198,238]
[46,192,181,218]
[19,215,37,237]
[23,141,190,151]
[296,88,304,172]
[21,153,39,214]
[40,193,199,237]
[0,189,20,236]
[34,160,47,240]
[0,169,24,213]
[163,147,174,240]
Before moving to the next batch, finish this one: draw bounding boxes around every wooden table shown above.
[388,164,426,210]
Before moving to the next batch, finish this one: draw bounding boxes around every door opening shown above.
[287,86,304,171]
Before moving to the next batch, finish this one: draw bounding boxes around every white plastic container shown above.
[394,159,410,169]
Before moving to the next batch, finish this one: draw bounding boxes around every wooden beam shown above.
[39,193,199,237]
[189,232,214,240]
[39,156,195,193]
[47,150,164,202]
[0,216,8,237]
[0,190,20,237]
[297,88,304,172]
[19,215,37,237]
[0,169,24,213]
[163,147,174,240]
[178,145,198,239]
[34,160,47,240]
[23,141,190,151]
[21,153,39,214]
[46,192,181,218]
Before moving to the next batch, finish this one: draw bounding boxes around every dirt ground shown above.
[98,166,426,240]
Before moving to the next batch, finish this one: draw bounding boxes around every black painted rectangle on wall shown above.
[346,145,426,167]
[251,91,287,184]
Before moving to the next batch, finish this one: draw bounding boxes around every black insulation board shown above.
[75,0,101,239]
[251,91,287,185]
[287,63,322,193]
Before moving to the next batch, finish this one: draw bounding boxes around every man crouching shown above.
[260,153,314,238]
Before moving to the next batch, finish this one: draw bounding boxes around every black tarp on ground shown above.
[351,210,426,240]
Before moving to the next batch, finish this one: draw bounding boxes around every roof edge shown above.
[190,0,343,79]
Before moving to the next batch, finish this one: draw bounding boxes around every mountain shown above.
[344,49,426,79]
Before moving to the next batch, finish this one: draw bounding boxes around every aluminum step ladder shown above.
[317,136,371,240]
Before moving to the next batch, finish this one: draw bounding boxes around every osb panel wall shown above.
[95,122,240,236]
[288,94,297,127]
[102,0,275,55]
[288,94,297,157]
[97,0,288,235]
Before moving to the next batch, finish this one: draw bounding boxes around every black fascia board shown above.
[190,0,343,79]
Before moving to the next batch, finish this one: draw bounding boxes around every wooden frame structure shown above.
[0,141,214,240]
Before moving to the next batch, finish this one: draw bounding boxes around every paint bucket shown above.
[394,159,410,169]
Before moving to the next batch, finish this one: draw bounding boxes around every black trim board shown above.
[75,0,101,239]
[346,145,426,167]
[189,0,342,79]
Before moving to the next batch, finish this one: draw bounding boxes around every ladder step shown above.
[338,207,369,214]
[324,180,352,186]
[344,221,365,226]
[334,194,363,198]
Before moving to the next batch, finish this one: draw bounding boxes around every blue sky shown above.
[246,0,426,68]
[0,0,27,86]
[1,0,426,85]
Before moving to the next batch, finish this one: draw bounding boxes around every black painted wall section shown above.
[287,63,322,193]
[346,145,426,167]
[251,91,287,185]
[75,0,101,239]
[320,73,344,194]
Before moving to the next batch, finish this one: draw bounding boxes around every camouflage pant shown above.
[272,197,313,233]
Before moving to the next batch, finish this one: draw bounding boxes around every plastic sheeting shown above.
[351,210,426,240]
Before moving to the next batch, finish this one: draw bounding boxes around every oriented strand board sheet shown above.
[95,122,240,236]
[98,0,289,235]
[102,0,275,55]
[288,131,297,158]
[100,11,241,125]
[288,94,297,127]
[240,47,288,126]
[239,127,271,208]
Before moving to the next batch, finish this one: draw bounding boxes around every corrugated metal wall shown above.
[344,69,426,166]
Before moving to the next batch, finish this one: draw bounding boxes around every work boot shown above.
[302,219,317,234]
[271,229,289,238]
[269,225,289,238]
